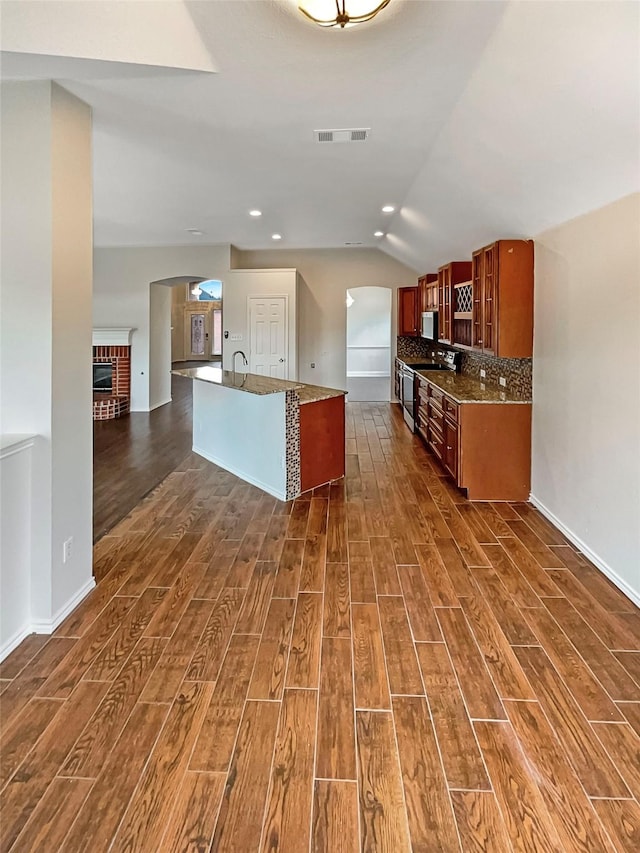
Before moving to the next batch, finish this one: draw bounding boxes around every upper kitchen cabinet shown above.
[398,286,419,337]
[438,262,472,345]
[472,240,534,358]
[418,274,438,313]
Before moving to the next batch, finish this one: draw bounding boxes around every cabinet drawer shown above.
[443,396,458,422]
[428,423,444,459]
[416,414,428,439]
[427,384,444,405]
[428,401,444,432]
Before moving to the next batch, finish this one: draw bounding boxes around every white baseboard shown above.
[0,576,96,662]
[31,577,96,634]
[529,493,640,608]
[194,445,287,501]
[148,397,172,412]
[0,625,34,662]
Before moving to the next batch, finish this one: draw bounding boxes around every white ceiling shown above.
[1,0,639,272]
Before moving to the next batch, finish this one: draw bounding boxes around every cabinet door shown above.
[482,244,498,355]
[418,276,427,314]
[398,287,419,337]
[438,267,452,342]
[443,417,459,480]
[472,250,483,350]
[426,283,436,310]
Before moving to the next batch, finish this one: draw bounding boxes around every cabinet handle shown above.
[447,446,453,451]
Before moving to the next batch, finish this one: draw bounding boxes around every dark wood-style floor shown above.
[3,402,640,851]
[93,374,194,541]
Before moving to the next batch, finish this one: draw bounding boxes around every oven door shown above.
[401,369,416,431]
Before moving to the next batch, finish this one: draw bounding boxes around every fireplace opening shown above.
[93,363,113,393]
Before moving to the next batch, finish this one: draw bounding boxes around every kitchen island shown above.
[172,366,346,500]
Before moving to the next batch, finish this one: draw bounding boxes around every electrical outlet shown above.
[310,362,316,369]
[230,334,243,342]
[499,376,507,387]
[480,369,486,379]
[63,537,73,563]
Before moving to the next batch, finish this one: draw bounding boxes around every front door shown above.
[185,312,210,360]
[248,296,288,378]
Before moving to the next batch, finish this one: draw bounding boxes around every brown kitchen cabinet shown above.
[438,261,472,345]
[472,239,534,358]
[398,286,419,337]
[416,374,531,501]
[418,273,438,313]
[299,395,345,493]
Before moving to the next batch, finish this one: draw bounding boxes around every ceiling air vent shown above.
[315,128,370,143]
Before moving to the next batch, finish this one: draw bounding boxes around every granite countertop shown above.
[397,356,441,367]
[296,382,347,405]
[172,366,347,404]
[414,369,531,404]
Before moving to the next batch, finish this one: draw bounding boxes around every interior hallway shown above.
[2,402,639,851]
[93,374,193,541]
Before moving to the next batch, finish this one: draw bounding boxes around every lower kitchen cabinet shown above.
[416,376,531,501]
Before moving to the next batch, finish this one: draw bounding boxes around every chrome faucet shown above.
[232,350,248,373]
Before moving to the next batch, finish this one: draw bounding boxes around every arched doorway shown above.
[345,286,392,402]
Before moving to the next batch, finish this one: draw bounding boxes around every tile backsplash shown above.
[397,336,532,400]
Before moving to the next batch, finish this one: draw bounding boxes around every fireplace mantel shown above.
[92,327,135,347]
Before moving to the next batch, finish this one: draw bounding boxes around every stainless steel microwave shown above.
[421,311,438,340]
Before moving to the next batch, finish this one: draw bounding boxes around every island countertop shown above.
[172,366,346,404]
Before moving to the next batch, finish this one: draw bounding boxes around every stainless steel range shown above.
[400,351,459,431]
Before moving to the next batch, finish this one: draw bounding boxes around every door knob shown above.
[279,358,285,362]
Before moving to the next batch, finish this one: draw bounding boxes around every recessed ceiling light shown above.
[374,231,384,237]
[382,205,395,213]
[249,209,262,217]
[186,228,203,236]
[272,233,282,240]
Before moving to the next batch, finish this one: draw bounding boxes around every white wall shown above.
[223,269,297,379]
[50,83,94,617]
[233,248,417,390]
[93,244,230,410]
[149,284,173,409]
[532,192,640,605]
[0,440,34,656]
[0,81,54,624]
[0,81,94,645]
[346,286,392,377]
[192,378,287,500]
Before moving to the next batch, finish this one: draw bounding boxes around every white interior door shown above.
[248,296,288,378]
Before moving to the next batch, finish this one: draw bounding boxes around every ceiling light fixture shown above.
[249,209,262,217]
[374,231,384,237]
[299,0,391,29]
[186,228,203,236]
[382,205,395,213]
[272,233,282,240]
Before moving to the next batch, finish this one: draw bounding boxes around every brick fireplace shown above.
[92,328,134,421]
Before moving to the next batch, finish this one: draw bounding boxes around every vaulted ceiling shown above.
[1,0,639,271]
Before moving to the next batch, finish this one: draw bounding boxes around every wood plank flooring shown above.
[93,373,194,542]
[3,401,640,852]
